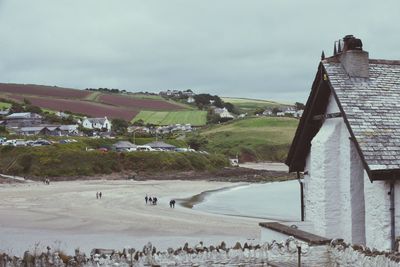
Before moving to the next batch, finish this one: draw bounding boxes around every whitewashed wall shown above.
[364,173,392,250]
[305,93,366,245]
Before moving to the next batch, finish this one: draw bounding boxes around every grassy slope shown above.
[222,97,290,111]
[84,91,102,101]
[198,117,298,162]
[0,102,11,109]
[132,110,207,126]
[0,140,228,177]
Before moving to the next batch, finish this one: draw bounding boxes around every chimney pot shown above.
[338,35,369,78]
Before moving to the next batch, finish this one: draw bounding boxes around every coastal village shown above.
[1,1,400,266]
[1,35,400,267]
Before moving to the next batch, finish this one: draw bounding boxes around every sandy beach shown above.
[0,179,261,255]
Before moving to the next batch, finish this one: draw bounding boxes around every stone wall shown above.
[2,239,400,267]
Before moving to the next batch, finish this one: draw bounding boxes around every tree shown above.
[132,119,144,126]
[10,103,24,113]
[254,108,264,115]
[295,102,305,110]
[111,118,129,135]
[213,96,223,108]
[206,111,220,124]
[272,107,282,115]
[223,102,236,113]
[25,105,42,114]
[186,134,208,150]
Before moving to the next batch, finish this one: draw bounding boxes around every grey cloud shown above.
[1,0,400,103]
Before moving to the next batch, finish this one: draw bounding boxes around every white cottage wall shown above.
[305,94,366,244]
[308,118,342,237]
[364,173,391,250]
[349,142,366,245]
[395,182,400,238]
[337,119,352,240]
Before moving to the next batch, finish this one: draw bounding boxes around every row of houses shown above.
[262,107,304,118]
[0,112,112,136]
[159,89,195,98]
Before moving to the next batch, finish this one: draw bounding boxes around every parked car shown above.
[2,139,16,146]
[136,145,154,151]
[32,140,52,146]
[15,139,27,147]
[0,137,6,145]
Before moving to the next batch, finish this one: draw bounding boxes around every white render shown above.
[364,174,391,249]
[304,92,400,251]
[81,116,111,131]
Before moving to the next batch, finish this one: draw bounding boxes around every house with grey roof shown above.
[285,35,400,251]
[5,112,42,127]
[111,141,137,152]
[59,124,80,136]
[0,109,9,116]
[145,141,176,151]
[81,116,111,132]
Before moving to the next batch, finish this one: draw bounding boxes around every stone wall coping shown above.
[259,222,332,245]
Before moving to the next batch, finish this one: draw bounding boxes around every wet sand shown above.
[0,180,261,255]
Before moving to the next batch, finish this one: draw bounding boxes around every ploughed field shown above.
[0,83,187,121]
[7,95,139,121]
[98,94,185,110]
[0,83,91,99]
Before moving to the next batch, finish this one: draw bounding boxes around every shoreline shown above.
[178,180,296,222]
[177,183,249,208]
[1,164,295,185]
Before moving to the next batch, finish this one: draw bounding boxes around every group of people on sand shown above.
[144,195,176,208]
[43,178,50,185]
[96,192,103,199]
[145,195,158,205]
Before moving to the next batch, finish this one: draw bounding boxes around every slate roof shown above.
[112,141,136,149]
[87,118,107,124]
[323,59,400,171]
[6,112,42,119]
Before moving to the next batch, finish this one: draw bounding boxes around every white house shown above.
[262,109,272,116]
[214,107,234,119]
[81,117,111,131]
[187,96,195,103]
[286,35,400,251]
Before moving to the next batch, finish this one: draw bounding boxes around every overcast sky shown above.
[1,1,399,103]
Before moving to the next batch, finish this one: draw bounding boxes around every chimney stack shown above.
[337,35,369,78]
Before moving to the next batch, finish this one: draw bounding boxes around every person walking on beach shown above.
[153,197,157,205]
[145,195,148,204]
[96,192,99,199]
[99,192,102,199]
[149,197,152,204]
[169,200,176,208]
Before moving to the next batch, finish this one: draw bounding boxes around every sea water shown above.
[193,180,300,221]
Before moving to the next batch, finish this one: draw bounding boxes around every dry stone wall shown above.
[2,238,400,266]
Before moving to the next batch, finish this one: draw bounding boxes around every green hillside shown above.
[0,102,11,109]
[132,110,207,126]
[192,117,298,162]
[222,97,290,112]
